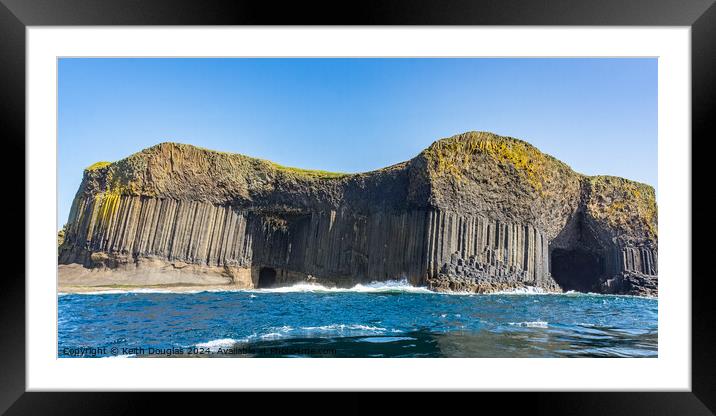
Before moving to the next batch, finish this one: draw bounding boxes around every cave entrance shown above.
[550,248,603,292]
[258,267,277,288]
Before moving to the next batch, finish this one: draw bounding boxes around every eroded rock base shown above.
[599,271,658,297]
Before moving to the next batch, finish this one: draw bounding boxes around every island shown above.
[58,131,657,296]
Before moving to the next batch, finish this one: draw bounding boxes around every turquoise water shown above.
[58,282,657,358]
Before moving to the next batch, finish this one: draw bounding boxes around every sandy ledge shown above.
[58,262,254,294]
[59,283,249,294]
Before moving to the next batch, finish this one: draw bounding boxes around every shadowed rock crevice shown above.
[548,209,610,293]
[58,131,658,296]
[258,267,277,288]
[550,248,604,292]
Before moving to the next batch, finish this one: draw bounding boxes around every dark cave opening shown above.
[258,267,277,288]
[550,248,604,292]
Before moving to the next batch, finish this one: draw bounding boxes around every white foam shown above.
[261,323,390,339]
[195,338,240,351]
[259,325,294,339]
[194,288,247,293]
[563,290,657,300]
[57,282,657,299]
[300,324,387,332]
[259,332,285,339]
[508,321,549,328]
[491,286,550,295]
[253,279,433,294]
[193,324,389,349]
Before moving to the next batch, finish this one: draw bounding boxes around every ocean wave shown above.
[182,288,245,294]
[57,282,657,299]
[253,279,433,294]
[259,325,293,339]
[508,321,549,328]
[195,337,244,351]
[300,324,387,333]
[491,286,550,295]
[193,324,389,350]
[566,290,657,300]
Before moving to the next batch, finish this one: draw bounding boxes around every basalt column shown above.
[423,210,558,292]
[59,131,657,295]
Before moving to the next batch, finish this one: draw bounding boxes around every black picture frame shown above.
[1,0,710,413]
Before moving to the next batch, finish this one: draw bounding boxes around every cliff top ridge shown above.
[83,131,655,193]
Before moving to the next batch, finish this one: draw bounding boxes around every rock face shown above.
[59,132,658,296]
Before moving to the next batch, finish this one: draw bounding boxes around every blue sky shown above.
[58,58,657,227]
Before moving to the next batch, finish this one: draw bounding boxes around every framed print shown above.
[1,0,711,413]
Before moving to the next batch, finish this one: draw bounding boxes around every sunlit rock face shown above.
[59,132,657,296]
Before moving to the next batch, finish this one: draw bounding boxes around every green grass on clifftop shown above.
[150,142,350,180]
[267,162,349,180]
[85,161,111,171]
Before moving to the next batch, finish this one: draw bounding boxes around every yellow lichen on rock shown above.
[86,161,111,171]
[423,131,570,195]
[92,187,124,230]
[586,175,657,238]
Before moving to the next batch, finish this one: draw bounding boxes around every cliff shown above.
[58,131,658,296]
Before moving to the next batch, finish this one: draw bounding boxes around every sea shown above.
[58,280,658,358]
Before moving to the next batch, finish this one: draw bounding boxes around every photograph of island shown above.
[58,58,657,358]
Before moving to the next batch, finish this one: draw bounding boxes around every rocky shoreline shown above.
[426,252,562,293]
[59,131,658,296]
